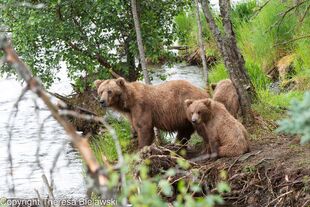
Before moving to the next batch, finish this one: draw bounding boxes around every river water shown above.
[0,64,205,198]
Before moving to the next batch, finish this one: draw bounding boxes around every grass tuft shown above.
[90,116,132,162]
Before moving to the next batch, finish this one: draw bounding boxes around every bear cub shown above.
[185,98,249,157]
[212,79,239,118]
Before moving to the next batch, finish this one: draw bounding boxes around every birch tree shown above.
[131,0,151,84]
[195,0,208,82]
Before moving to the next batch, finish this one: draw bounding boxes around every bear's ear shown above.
[116,77,126,87]
[94,80,103,89]
[211,83,217,90]
[184,99,193,108]
[202,98,211,107]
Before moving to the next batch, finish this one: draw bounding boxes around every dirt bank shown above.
[137,114,310,206]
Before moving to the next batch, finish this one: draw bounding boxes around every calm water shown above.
[0,64,205,198]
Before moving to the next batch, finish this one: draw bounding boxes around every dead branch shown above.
[299,3,310,24]
[0,35,111,197]
[274,34,310,46]
[35,115,53,174]
[252,0,272,18]
[6,86,28,194]
[265,190,293,207]
[41,174,55,207]
[272,0,309,31]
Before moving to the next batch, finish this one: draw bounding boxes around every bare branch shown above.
[271,0,309,31]
[35,115,53,173]
[0,35,110,196]
[274,34,310,46]
[42,174,55,206]
[6,86,28,195]
[34,189,45,207]
[252,0,272,19]
[58,109,128,205]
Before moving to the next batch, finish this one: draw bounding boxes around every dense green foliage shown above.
[277,92,310,144]
[175,0,310,90]
[1,0,189,88]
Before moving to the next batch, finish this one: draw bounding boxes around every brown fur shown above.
[95,78,209,148]
[185,98,249,157]
[212,79,239,118]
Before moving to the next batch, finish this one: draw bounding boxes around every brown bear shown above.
[94,78,209,149]
[185,98,249,157]
[211,79,239,118]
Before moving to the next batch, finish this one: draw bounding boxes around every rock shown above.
[277,54,295,81]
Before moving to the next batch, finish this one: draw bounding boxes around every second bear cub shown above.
[185,98,249,157]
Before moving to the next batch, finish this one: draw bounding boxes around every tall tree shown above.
[1,0,189,88]
[201,0,257,123]
[195,0,208,82]
[131,0,150,84]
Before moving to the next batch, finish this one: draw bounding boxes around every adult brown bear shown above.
[94,78,209,149]
[185,98,249,157]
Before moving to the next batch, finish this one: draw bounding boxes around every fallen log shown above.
[50,91,106,135]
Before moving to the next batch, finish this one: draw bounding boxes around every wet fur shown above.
[95,78,209,148]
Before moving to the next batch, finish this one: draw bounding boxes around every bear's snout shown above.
[100,100,107,107]
[191,117,197,124]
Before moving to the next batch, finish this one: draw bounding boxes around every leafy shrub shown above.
[277,92,310,144]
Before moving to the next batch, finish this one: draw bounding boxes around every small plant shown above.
[277,92,310,144]
[90,115,132,162]
[243,165,256,174]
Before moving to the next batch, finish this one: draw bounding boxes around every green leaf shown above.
[158,180,173,197]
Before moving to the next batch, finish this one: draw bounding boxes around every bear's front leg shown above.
[176,125,195,146]
[124,113,137,139]
[206,130,219,158]
[132,108,154,149]
[137,125,154,149]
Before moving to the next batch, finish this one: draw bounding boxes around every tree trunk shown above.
[131,0,151,84]
[125,36,138,81]
[195,0,208,83]
[201,0,257,124]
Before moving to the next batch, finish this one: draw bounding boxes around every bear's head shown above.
[184,98,212,125]
[94,77,126,108]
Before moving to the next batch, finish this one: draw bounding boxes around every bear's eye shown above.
[197,111,201,115]
[107,90,112,95]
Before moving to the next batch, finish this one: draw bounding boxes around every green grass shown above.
[90,117,132,162]
[237,0,297,71]
[253,89,304,121]
[208,60,270,90]
[208,62,228,84]
[245,61,270,90]
[257,90,304,108]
